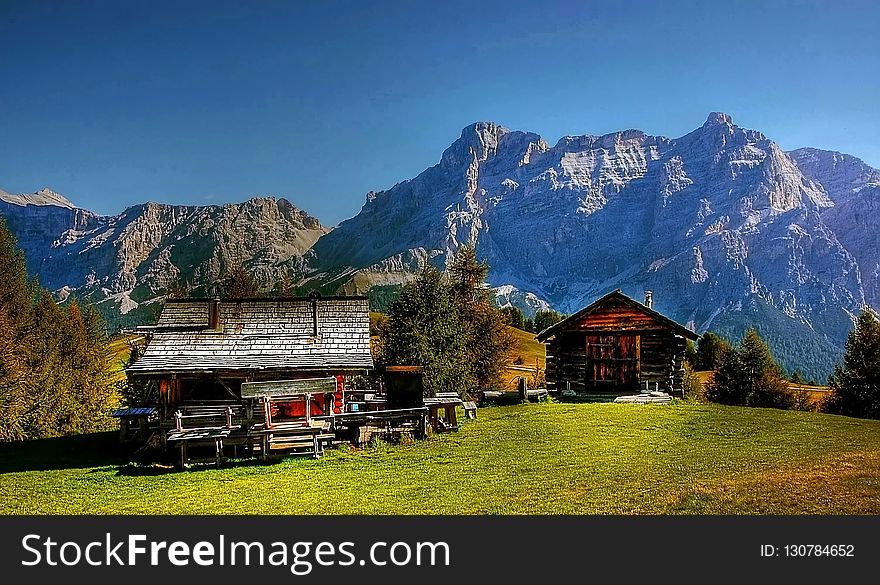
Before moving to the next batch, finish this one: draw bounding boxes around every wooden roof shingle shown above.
[127,296,373,376]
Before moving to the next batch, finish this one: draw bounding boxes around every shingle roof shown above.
[127,297,373,376]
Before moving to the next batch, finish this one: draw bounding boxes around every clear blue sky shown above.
[1,0,877,225]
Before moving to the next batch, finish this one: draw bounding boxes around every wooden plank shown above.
[241,377,337,398]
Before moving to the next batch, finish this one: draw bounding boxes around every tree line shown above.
[499,305,565,333]
[685,311,880,420]
[0,219,115,441]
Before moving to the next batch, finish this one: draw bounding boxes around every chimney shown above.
[644,290,653,309]
[308,290,321,337]
[209,298,221,330]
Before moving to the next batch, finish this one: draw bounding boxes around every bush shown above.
[682,362,706,402]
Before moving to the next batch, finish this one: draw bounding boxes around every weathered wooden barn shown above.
[537,290,699,397]
[128,294,373,404]
[126,294,375,463]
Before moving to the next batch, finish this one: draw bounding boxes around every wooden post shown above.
[175,410,183,431]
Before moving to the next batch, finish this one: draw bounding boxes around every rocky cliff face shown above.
[311,113,879,380]
[0,191,327,324]
[789,147,880,309]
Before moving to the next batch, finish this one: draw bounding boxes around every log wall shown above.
[546,331,688,396]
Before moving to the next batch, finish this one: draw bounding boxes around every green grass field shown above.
[2,401,880,515]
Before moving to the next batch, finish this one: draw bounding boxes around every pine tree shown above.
[0,307,28,441]
[448,247,513,392]
[0,219,115,440]
[707,329,793,409]
[500,306,525,330]
[380,266,473,396]
[534,309,564,333]
[695,332,731,371]
[379,246,513,397]
[0,218,33,440]
[824,310,880,419]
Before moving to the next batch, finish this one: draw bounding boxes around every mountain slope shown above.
[0,191,327,326]
[310,113,876,380]
[2,114,878,380]
[789,147,880,308]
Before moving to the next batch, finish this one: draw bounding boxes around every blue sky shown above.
[1,0,877,225]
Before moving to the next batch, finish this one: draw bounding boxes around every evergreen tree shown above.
[684,339,698,368]
[0,307,28,441]
[824,310,880,419]
[380,266,473,396]
[448,247,513,392]
[534,309,564,333]
[379,246,513,397]
[500,306,524,330]
[707,329,793,409]
[0,219,115,440]
[695,332,731,371]
[0,218,33,440]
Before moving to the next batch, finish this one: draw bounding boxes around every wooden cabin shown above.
[537,290,699,398]
[126,293,374,462]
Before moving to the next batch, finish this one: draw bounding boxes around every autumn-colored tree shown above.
[0,218,114,440]
[220,264,261,298]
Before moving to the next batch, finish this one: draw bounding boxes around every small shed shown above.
[536,290,699,397]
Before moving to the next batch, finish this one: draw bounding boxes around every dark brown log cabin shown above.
[537,290,699,397]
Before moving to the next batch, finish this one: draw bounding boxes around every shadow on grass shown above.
[0,431,126,474]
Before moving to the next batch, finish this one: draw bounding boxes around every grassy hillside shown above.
[105,334,144,385]
[502,327,545,389]
[2,402,879,514]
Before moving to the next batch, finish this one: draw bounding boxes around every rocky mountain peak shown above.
[441,121,510,169]
[0,187,77,209]
[704,111,734,127]
[788,147,880,203]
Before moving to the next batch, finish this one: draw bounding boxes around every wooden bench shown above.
[463,401,477,419]
[167,404,239,468]
[251,420,333,460]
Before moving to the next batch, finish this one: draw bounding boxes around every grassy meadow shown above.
[2,401,880,515]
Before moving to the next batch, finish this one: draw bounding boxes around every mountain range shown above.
[2,113,878,381]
